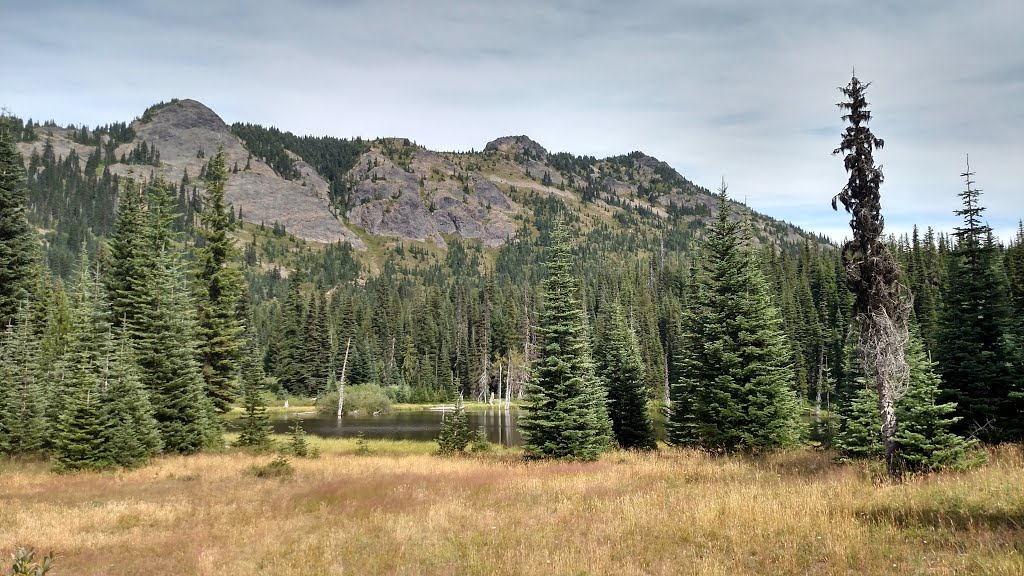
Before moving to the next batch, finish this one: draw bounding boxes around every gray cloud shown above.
[4,0,1021,240]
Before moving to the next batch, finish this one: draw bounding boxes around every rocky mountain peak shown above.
[138,98,228,133]
[484,135,548,161]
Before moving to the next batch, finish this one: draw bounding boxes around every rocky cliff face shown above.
[344,147,517,248]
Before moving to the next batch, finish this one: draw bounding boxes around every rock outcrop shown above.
[111,99,365,247]
[344,147,517,248]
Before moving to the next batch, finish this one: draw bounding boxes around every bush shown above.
[316,384,392,415]
[470,426,492,453]
[6,547,55,575]
[354,432,372,455]
[436,397,471,456]
[281,420,318,458]
[249,455,294,479]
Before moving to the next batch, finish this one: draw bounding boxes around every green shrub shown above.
[281,420,318,458]
[354,432,372,455]
[6,547,55,575]
[470,426,492,453]
[249,455,294,479]
[316,384,392,415]
[436,397,471,456]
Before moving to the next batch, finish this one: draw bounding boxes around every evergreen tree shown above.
[935,160,1021,442]
[105,182,150,330]
[53,250,114,471]
[519,220,612,460]
[0,116,37,326]
[831,74,910,475]
[102,330,162,468]
[837,335,975,472]
[436,394,471,455]
[195,146,244,413]
[285,419,312,457]
[274,273,307,394]
[136,248,220,454]
[302,290,330,395]
[1006,222,1024,324]
[0,303,47,455]
[236,285,272,451]
[236,373,273,451]
[595,302,657,450]
[668,190,802,451]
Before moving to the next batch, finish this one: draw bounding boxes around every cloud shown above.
[3,0,1021,241]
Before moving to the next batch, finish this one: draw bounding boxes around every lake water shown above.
[262,408,524,446]
[246,406,674,447]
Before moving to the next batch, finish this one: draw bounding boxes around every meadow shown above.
[2,438,1023,575]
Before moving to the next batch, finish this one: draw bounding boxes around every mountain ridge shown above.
[15,98,829,252]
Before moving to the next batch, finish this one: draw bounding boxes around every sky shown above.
[3,0,1022,243]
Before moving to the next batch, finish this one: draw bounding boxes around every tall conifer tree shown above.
[195,146,244,413]
[136,246,221,454]
[0,303,47,455]
[0,116,37,326]
[936,160,1022,442]
[668,189,802,451]
[102,330,163,468]
[53,250,114,471]
[519,220,612,460]
[831,74,910,475]
[595,302,657,450]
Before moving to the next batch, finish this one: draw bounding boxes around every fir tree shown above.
[668,189,802,451]
[195,146,244,413]
[301,290,330,395]
[595,302,657,450]
[236,286,272,451]
[53,251,114,471]
[102,330,162,468]
[0,116,37,326]
[105,182,151,330]
[236,373,273,451]
[1006,222,1024,324]
[274,273,307,394]
[936,160,1021,442]
[436,394,471,455]
[837,335,975,472]
[0,303,47,455]
[136,248,220,454]
[519,220,612,460]
[285,419,313,457]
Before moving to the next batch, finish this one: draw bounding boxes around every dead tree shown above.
[832,74,912,477]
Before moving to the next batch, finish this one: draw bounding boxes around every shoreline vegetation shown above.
[2,439,1022,575]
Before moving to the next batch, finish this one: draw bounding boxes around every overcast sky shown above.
[4,0,1022,242]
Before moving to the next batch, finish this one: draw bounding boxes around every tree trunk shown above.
[663,351,671,407]
[337,337,351,418]
[878,381,898,476]
[814,348,824,436]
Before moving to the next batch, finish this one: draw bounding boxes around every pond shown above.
[259,408,525,446]
[234,406,674,447]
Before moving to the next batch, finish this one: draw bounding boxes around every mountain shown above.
[15,99,826,254]
[18,99,364,247]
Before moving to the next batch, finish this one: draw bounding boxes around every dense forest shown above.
[2,75,1022,474]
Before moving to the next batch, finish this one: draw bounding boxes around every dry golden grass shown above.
[2,441,1022,576]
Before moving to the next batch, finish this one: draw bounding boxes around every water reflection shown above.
[249,409,524,447]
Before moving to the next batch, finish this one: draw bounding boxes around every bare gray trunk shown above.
[878,381,898,476]
[663,352,671,407]
[336,337,351,418]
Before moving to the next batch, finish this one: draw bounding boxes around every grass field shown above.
[2,439,1022,575]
